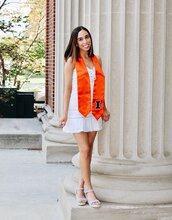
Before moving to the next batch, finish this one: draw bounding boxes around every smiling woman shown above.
[59,26,110,208]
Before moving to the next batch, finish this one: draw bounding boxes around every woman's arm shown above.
[97,55,110,122]
[59,57,74,125]
[102,101,110,122]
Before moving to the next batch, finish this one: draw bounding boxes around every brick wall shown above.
[45,0,56,111]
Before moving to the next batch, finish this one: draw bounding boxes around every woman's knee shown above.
[80,145,91,159]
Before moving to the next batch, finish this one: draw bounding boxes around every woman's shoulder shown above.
[94,55,102,67]
[66,56,75,64]
[65,57,75,70]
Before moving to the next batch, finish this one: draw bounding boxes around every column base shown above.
[71,154,172,205]
[43,128,78,162]
[39,105,78,163]
[58,181,172,220]
[64,172,172,205]
[42,138,78,163]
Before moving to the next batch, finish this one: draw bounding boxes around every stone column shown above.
[58,0,172,219]
[40,0,79,163]
[86,0,172,205]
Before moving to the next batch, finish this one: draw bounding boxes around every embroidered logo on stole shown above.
[75,55,105,120]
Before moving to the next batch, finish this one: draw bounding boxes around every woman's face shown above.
[77,30,91,52]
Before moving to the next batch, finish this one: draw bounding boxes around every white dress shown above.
[63,67,102,133]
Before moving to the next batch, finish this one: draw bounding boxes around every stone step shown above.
[58,181,172,220]
[0,134,42,149]
[0,118,42,149]
[43,138,78,163]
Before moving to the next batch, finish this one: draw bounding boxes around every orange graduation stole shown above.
[75,55,105,120]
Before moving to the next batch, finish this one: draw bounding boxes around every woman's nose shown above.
[83,38,87,43]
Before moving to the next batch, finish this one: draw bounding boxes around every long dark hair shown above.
[64,26,94,62]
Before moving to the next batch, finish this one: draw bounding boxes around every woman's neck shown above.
[80,51,89,59]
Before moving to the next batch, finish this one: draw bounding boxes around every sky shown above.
[0,0,30,38]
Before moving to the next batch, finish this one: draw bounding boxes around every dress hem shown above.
[63,127,102,134]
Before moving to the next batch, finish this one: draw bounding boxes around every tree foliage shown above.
[0,37,45,87]
[0,0,45,88]
[24,0,45,39]
[0,0,28,35]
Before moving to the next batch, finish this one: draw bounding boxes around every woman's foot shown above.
[84,189,101,208]
[76,188,87,206]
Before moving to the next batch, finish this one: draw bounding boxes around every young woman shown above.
[59,26,110,208]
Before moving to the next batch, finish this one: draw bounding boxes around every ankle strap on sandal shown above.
[76,188,84,192]
[84,189,94,194]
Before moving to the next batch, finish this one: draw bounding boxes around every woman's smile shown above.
[77,30,91,51]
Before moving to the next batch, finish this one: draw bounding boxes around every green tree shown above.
[0,37,45,87]
[0,0,45,88]
[0,0,28,35]
[24,0,45,39]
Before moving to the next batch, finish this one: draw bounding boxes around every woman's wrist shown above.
[63,108,69,115]
[63,112,68,117]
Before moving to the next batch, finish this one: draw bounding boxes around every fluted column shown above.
[63,0,172,205]
[41,0,81,162]
[54,0,81,116]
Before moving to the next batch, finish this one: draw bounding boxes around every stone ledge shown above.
[0,134,42,149]
[43,139,78,163]
[58,182,172,220]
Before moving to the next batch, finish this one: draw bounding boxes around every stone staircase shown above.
[0,118,42,149]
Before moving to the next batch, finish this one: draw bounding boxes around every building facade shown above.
[45,0,172,219]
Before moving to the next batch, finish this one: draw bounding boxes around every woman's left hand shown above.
[102,109,110,122]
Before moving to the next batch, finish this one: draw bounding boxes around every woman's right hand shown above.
[59,114,67,127]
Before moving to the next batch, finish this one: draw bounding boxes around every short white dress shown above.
[63,67,102,133]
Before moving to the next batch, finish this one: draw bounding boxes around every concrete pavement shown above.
[0,149,74,220]
[0,118,42,149]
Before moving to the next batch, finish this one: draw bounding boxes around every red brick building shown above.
[45,0,56,111]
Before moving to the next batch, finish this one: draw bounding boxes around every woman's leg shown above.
[73,132,91,203]
[73,132,92,189]
[88,131,97,165]
[77,131,97,188]
[74,131,100,205]
[85,131,100,205]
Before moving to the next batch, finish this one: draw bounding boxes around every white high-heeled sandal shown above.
[76,188,87,206]
[84,189,101,208]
